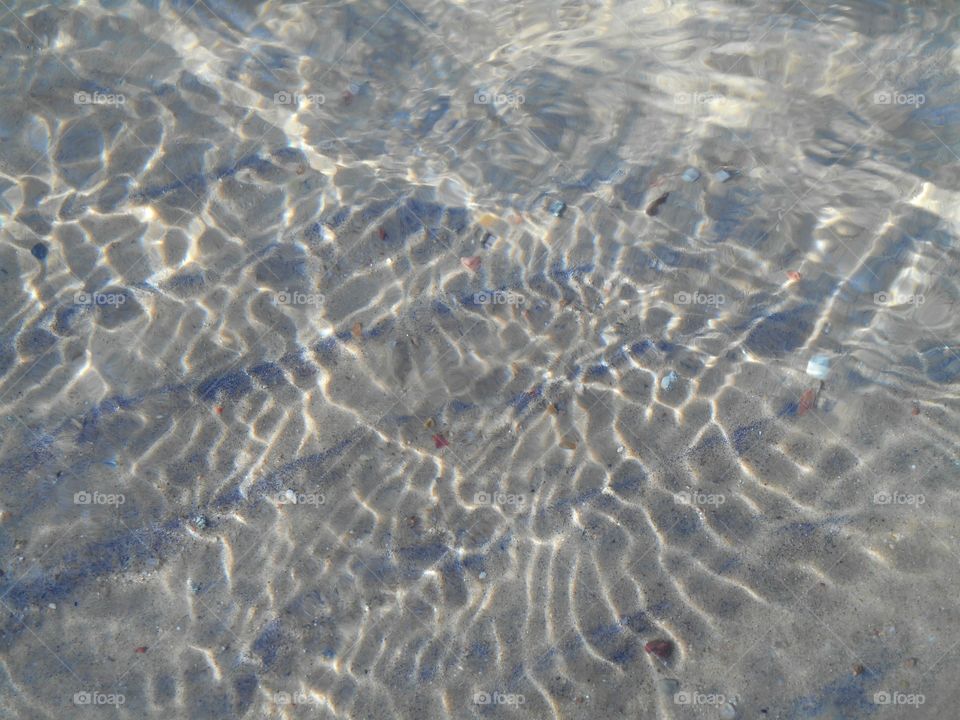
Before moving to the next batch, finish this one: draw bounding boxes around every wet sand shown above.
[1,0,960,718]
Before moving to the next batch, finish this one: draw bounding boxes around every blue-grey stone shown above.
[31,242,48,261]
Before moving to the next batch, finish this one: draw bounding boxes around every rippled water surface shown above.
[2,0,960,718]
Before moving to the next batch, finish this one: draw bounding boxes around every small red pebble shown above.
[797,388,817,416]
[378,227,387,241]
[341,90,353,105]
[134,646,148,654]
[460,256,481,272]
[786,271,802,282]
[644,639,673,660]
[911,405,920,416]
[432,433,449,449]
[215,406,224,415]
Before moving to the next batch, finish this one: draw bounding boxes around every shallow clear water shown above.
[1,0,959,718]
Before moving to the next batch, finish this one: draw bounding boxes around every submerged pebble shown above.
[720,701,738,719]
[681,167,700,182]
[806,354,831,380]
[31,242,48,261]
[797,387,818,416]
[644,639,673,660]
[460,256,481,272]
[660,370,679,390]
[477,213,499,229]
[548,199,566,217]
[645,192,669,216]
[657,678,680,695]
[713,169,732,183]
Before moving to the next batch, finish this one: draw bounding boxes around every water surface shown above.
[1,1,959,718]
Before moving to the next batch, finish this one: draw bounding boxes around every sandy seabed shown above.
[1,0,960,718]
